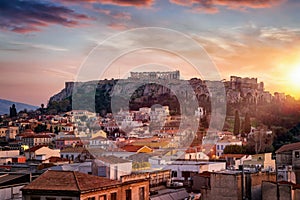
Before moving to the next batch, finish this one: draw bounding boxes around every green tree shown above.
[223,145,245,154]
[243,112,251,135]
[233,110,240,136]
[34,124,47,133]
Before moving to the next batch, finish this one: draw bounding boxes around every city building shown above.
[276,142,300,184]
[163,160,226,182]
[243,153,275,171]
[22,135,52,148]
[92,156,132,180]
[24,145,60,162]
[200,171,276,200]
[22,170,149,200]
[216,136,242,157]
[55,137,83,149]
[262,181,300,200]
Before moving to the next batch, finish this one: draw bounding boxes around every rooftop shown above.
[276,142,300,153]
[95,155,131,164]
[22,170,120,192]
[24,145,48,152]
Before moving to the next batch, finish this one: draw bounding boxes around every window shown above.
[217,145,220,150]
[295,151,300,158]
[87,197,95,200]
[139,187,145,200]
[46,198,56,200]
[125,189,132,200]
[171,171,177,177]
[99,195,106,200]
[110,192,117,200]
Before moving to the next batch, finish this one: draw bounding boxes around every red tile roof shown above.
[56,137,81,141]
[121,145,143,152]
[276,142,300,153]
[121,145,152,152]
[22,170,121,192]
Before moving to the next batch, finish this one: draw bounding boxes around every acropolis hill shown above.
[48,71,287,115]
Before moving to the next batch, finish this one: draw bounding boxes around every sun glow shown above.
[287,66,300,99]
[289,66,300,86]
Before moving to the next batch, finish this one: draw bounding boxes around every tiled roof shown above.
[22,135,51,138]
[22,170,121,192]
[121,145,152,152]
[276,142,300,153]
[221,154,247,159]
[217,136,241,143]
[95,155,131,164]
[56,137,81,141]
[24,145,48,152]
[0,174,26,185]
[48,156,69,162]
[121,145,143,152]
[60,147,86,153]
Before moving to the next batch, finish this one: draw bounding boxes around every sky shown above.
[1,0,300,106]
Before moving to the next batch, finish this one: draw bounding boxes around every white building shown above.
[195,107,204,118]
[216,136,242,157]
[163,161,226,181]
[24,146,60,162]
[92,156,132,180]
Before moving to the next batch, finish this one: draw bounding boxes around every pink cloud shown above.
[170,0,285,13]
[107,22,128,30]
[62,0,155,8]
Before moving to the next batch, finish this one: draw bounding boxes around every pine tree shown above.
[9,104,17,118]
[244,112,251,135]
[233,110,240,136]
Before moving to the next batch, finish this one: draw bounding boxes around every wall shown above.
[0,150,19,157]
[0,184,24,200]
[121,180,149,200]
[201,172,276,200]
[262,181,294,200]
[80,187,120,200]
[208,173,241,200]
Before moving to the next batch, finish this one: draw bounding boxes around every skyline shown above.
[1,0,300,105]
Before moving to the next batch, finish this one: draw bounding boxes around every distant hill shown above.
[0,99,38,115]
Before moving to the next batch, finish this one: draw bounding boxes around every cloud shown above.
[169,0,285,13]
[10,41,69,52]
[107,22,128,30]
[43,68,75,79]
[62,0,154,8]
[0,0,90,33]
[97,8,131,20]
[191,24,300,97]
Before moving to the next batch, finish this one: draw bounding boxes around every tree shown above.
[223,145,245,154]
[243,112,251,135]
[34,124,47,133]
[9,104,17,118]
[233,110,240,136]
[40,103,45,114]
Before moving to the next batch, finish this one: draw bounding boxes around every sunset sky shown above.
[1,0,300,106]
